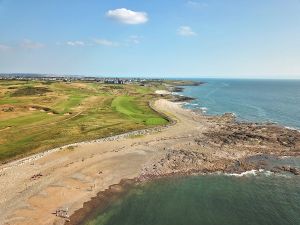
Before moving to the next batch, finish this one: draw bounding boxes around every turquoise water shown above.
[82,79,300,225]
[180,79,300,129]
[84,175,300,225]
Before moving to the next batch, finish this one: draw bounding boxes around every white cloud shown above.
[106,8,148,25]
[66,41,85,46]
[0,44,11,51]
[177,26,197,37]
[21,39,44,49]
[186,1,208,8]
[128,35,142,44]
[93,39,119,47]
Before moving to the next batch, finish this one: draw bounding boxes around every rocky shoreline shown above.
[1,96,299,225]
[65,179,138,225]
[64,85,300,225]
[66,152,300,225]
[65,101,300,224]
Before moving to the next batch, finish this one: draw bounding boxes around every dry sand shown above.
[0,99,299,225]
[155,90,171,95]
[0,99,207,225]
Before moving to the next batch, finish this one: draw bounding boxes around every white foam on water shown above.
[223,169,297,178]
[223,169,277,177]
[230,112,237,117]
[200,107,208,113]
[171,92,185,97]
[284,126,300,132]
[225,170,259,177]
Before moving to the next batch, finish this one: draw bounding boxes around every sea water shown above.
[84,175,300,225]
[83,79,300,225]
[180,79,300,129]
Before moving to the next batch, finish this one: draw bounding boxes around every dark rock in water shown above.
[168,81,205,92]
[171,95,196,102]
[177,81,205,86]
[271,165,300,175]
[281,166,300,175]
[222,112,236,118]
[171,87,184,92]
[191,81,205,86]
[270,167,283,173]
[290,167,300,175]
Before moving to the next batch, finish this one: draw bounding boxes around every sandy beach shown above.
[0,99,299,225]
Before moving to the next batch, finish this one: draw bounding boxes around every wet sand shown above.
[0,99,299,225]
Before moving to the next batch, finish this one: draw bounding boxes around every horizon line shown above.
[1,72,300,80]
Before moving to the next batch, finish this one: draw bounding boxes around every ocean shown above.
[180,79,300,129]
[84,174,300,225]
[82,79,300,225]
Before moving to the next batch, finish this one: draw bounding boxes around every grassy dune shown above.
[0,80,168,162]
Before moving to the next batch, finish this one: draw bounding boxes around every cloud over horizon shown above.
[93,38,119,47]
[106,8,148,25]
[0,44,10,51]
[20,39,44,49]
[66,41,85,46]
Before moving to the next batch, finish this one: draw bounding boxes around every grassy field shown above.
[0,80,168,163]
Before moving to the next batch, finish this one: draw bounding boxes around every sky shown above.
[0,0,300,79]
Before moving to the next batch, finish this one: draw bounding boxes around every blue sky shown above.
[0,0,300,78]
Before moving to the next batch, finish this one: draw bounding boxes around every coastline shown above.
[65,178,138,225]
[66,166,300,225]
[0,98,193,225]
[66,90,300,225]
[174,80,300,132]
[0,96,299,225]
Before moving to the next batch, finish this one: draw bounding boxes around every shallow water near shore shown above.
[180,79,300,129]
[82,174,300,225]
